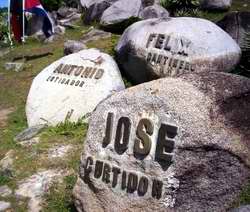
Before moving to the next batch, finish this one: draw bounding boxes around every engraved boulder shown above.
[73,72,250,212]
[26,48,125,127]
[116,17,241,84]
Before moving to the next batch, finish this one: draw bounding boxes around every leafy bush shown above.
[41,0,63,11]
[0,12,10,46]
[160,0,200,9]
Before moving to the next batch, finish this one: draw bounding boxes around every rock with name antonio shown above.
[116,17,241,83]
[73,72,250,212]
[26,49,125,127]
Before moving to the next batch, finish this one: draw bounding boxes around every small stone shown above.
[0,150,14,171]
[14,125,46,142]
[64,40,87,55]
[0,185,12,197]
[4,62,24,72]
[139,4,169,19]
[48,145,73,159]
[0,108,14,128]
[15,170,66,212]
[0,201,11,211]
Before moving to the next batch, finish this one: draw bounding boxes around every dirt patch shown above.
[0,107,15,128]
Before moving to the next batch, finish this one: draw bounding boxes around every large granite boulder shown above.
[80,0,95,8]
[200,0,232,10]
[26,49,125,127]
[139,5,169,20]
[100,0,142,29]
[84,0,118,24]
[116,17,241,84]
[73,72,250,212]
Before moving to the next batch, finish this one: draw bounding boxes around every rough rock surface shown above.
[64,40,87,55]
[14,125,46,142]
[15,170,65,212]
[116,17,241,83]
[48,145,73,159]
[84,0,118,24]
[5,62,24,72]
[230,205,250,212]
[200,0,232,10]
[217,12,250,45]
[81,28,112,43]
[0,150,14,171]
[100,0,142,27]
[0,201,11,211]
[139,5,169,19]
[73,72,250,212]
[0,107,14,128]
[26,49,125,127]
[0,185,12,197]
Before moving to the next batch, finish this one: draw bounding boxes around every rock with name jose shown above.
[26,49,125,127]
[73,72,250,212]
[116,17,241,84]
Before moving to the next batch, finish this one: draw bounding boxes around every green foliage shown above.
[0,11,10,47]
[41,0,63,11]
[160,0,200,10]
[45,118,88,138]
[43,175,78,212]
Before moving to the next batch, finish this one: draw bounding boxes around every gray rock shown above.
[26,49,125,127]
[81,28,112,43]
[200,0,232,10]
[80,0,97,8]
[19,137,41,147]
[0,201,11,211]
[5,62,24,72]
[48,145,73,159]
[0,185,12,197]
[14,125,46,142]
[84,0,118,24]
[217,12,250,69]
[141,0,160,7]
[54,25,66,35]
[0,150,14,171]
[230,205,250,212]
[15,170,66,212]
[57,6,78,18]
[139,5,169,19]
[116,17,241,84]
[100,0,142,27]
[64,40,87,55]
[58,13,81,25]
[73,72,250,212]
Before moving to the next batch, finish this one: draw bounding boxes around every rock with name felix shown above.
[116,17,241,84]
[26,49,125,127]
[73,72,250,212]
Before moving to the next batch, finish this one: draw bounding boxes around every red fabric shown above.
[11,14,22,42]
[25,0,41,9]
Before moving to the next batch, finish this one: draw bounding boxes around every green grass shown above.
[43,175,78,212]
